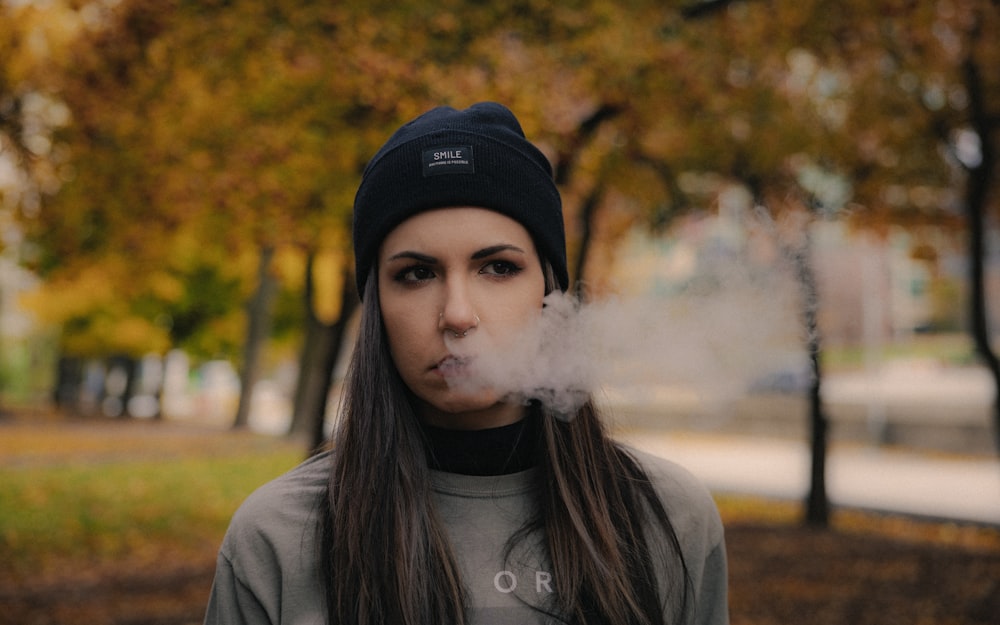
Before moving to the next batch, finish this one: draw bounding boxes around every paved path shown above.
[616,430,1000,526]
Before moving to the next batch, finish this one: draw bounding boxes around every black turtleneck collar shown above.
[421,411,540,476]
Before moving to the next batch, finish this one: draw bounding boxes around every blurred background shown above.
[1,1,998,624]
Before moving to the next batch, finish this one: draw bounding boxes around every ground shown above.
[1,412,998,625]
[725,523,1000,625]
[3,522,999,625]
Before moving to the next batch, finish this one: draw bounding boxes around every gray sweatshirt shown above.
[204,446,729,625]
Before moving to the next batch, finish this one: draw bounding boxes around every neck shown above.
[416,399,525,431]
[420,409,540,476]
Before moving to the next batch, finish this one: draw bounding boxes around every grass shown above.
[823,332,978,371]
[3,414,996,586]
[0,419,304,583]
[2,412,999,625]
[715,493,1000,552]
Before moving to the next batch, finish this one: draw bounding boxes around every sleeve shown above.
[626,447,730,625]
[203,552,273,625]
[201,452,330,625]
[692,539,729,625]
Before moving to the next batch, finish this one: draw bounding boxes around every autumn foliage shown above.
[1,0,997,410]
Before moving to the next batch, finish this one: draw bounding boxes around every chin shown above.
[418,388,503,418]
[434,392,500,415]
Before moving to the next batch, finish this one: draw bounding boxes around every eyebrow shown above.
[386,251,437,263]
[386,244,526,264]
[471,244,526,259]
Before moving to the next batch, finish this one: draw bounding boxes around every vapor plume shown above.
[444,255,809,419]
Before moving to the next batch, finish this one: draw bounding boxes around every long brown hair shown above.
[321,267,689,624]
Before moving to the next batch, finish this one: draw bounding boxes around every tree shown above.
[287,254,357,450]
[22,0,997,486]
[27,0,429,422]
[0,2,78,217]
[496,0,998,524]
[963,14,1000,454]
[620,0,999,522]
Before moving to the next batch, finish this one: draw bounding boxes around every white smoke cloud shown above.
[444,254,810,420]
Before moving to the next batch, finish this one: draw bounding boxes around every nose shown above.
[439,278,480,338]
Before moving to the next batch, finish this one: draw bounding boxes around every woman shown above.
[204,102,728,625]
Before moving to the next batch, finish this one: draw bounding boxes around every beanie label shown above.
[422,145,475,177]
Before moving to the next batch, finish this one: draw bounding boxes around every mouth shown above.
[434,355,471,377]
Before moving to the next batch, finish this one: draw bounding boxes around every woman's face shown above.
[378,207,546,430]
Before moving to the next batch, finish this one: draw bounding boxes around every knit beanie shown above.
[352,102,567,296]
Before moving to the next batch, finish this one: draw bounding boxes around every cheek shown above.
[380,301,431,367]
[483,294,544,338]
[507,280,546,319]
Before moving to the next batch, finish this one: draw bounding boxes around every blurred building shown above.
[611,212,968,348]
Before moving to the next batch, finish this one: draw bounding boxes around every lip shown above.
[433,355,470,377]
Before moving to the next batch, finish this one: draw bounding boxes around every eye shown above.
[481,260,522,277]
[394,265,436,283]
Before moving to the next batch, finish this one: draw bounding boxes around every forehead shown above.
[379,207,536,254]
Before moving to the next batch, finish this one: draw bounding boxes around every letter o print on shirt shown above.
[493,571,517,594]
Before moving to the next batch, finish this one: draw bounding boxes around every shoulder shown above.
[221,449,331,564]
[619,445,725,548]
[210,451,331,622]
[623,446,716,510]
[620,444,730,623]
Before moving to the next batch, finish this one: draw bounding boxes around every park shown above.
[1,1,999,624]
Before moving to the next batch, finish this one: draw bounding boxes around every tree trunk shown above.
[966,184,998,456]
[961,47,1000,456]
[571,184,605,291]
[309,270,358,452]
[553,105,621,187]
[289,257,358,453]
[750,188,831,525]
[54,354,83,412]
[106,354,136,419]
[747,198,831,525]
[289,312,337,443]
[233,245,278,429]
[289,252,324,437]
[792,226,830,526]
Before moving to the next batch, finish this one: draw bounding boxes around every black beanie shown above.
[352,102,568,296]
